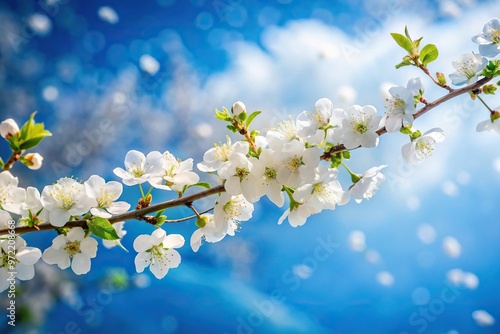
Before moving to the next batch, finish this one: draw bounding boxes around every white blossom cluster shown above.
[0,18,500,288]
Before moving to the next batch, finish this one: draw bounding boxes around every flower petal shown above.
[72,253,91,275]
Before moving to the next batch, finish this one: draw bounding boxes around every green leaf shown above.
[19,137,44,151]
[420,44,438,65]
[482,60,500,78]
[0,157,3,169]
[215,108,231,121]
[404,26,412,40]
[395,60,413,69]
[390,33,413,54]
[413,36,423,49]
[226,125,237,132]
[245,111,261,128]
[88,217,120,240]
[192,182,211,189]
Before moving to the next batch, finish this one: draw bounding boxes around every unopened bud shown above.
[231,101,246,116]
[436,72,447,86]
[23,153,43,170]
[195,216,208,228]
[0,119,19,138]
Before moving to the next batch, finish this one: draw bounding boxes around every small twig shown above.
[2,151,21,171]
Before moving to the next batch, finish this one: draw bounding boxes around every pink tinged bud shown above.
[24,153,43,170]
[0,118,19,138]
[232,101,246,116]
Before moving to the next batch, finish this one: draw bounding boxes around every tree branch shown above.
[322,76,493,159]
[2,151,21,171]
[3,184,226,235]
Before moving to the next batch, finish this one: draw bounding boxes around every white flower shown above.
[41,177,96,227]
[197,137,249,172]
[42,227,98,275]
[0,236,41,292]
[384,79,420,132]
[0,171,26,214]
[275,141,321,188]
[102,222,127,249]
[190,214,228,252]
[278,204,315,228]
[341,105,381,149]
[472,18,500,58]
[232,101,246,116]
[84,175,130,218]
[476,111,500,134]
[0,210,12,232]
[133,228,184,279]
[0,118,19,138]
[402,128,446,166]
[113,150,164,186]
[349,165,387,203]
[149,151,199,192]
[449,53,487,86]
[296,98,334,139]
[293,166,344,213]
[266,117,300,151]
[218,152,261,202]
[20,186,49,226]
[22,153,44,170]
[213,193,253,238]
[249,148,285,207]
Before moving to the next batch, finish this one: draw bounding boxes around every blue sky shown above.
[1,0,500,333]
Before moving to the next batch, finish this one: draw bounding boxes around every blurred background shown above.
[0,0,499,333]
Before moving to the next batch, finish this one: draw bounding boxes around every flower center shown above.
[458,59,477,79]
[97,188,115,208]
[215,141,232,162]
[386,97,405,116]
[416,138,435,159]
[130,164,145,178]
[277,118,298,141]
[63,240,81,258]
[286,156,304,173]
[235,167,249,181]
[50,181,81,210]
[354,122,368,134]
[489,28,500,44]
[264,167,277,181]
